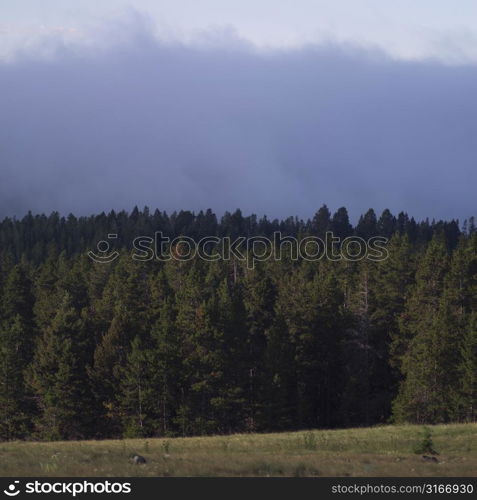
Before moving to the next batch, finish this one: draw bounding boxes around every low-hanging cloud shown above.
[1,13,477,222]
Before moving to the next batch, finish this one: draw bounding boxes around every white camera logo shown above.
[3,481,20,497]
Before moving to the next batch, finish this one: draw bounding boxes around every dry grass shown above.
[1,423,476,477]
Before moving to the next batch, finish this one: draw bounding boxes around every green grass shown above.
[1,423,476,477]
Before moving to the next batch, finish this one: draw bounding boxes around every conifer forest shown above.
[1,205,475,442]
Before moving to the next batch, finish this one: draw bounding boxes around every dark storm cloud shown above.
[1,20,477,221]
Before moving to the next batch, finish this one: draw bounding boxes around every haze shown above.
[1,3,476,221]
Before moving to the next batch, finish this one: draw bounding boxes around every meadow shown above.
[1,424,476,477]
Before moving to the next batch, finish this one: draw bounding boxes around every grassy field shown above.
[1,424,476,477]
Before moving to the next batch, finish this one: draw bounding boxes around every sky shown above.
[1,1,477,221]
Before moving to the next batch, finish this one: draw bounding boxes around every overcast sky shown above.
[1,2,476,221]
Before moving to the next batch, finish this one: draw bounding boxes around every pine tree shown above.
[150,298,181,436]
[262,313,295,430]
[0,316,32,439]
[377,209,397,238]
[340,260,376,426]
[393,297,458,423]
[311,205,331,238]
[210,278,248,433]
[370,234,416,420]
[119,336,157,437]
[356,209,378,240]
[0,264,36,439]
[169,263,209,435]
[331,207,353,239]
[242,265,276,430]
[392,235,453,423]
[27,292,95,439]
[457,313,477,421]
[90,255,152,434]
[275,264,345,428]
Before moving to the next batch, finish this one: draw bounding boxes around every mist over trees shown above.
[0,205,475,440]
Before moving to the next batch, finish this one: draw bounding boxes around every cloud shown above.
[1,12,476,221]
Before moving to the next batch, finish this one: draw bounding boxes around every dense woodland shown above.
[0,205,476,441]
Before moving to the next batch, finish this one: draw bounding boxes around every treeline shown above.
[0,205,477,441]
[0,205,465,263]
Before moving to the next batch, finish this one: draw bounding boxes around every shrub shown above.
[413,427,438,455]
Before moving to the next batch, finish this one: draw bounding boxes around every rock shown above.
[421,455,438,463]
[132,455,147,464]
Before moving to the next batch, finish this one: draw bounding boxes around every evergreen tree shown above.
[311,205,331,238]
[27,292,94,439]
[150,298,181,436]
[392,236,452,423]
[457,312,477,421]
[0,316,33,439]
[119,335,157,437]
[242,265,276,429]
[356,209,378,240]
[0,264,36,439]
[377,209,397,238]
[331,207,353,239]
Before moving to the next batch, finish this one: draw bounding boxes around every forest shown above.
[0,205,476,441]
